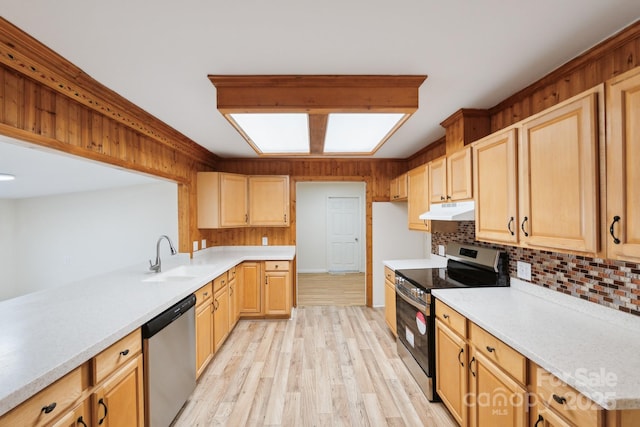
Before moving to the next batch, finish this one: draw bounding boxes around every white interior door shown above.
[327,196,361,272]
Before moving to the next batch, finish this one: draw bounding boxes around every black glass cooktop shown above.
[396,260,507,291]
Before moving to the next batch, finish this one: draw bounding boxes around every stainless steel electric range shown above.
[394,243,509,401]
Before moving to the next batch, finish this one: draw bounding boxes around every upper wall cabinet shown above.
[606,67,640,262]
[197,172,289,228]
[473,128,518,244]
[518,87,600,254]
[249,176,290,226]
[473,86,602,256]
[429,147,473,204]
[408,165,430,232]
[390,173,408,201]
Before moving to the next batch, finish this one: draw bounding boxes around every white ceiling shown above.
[1,1,640,160]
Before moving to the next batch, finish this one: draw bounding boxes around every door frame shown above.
[292,178,371,306]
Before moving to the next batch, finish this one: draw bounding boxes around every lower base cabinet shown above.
[384,267,397,337]
[240,260,292,318]
[93,354,144,427]
[51,399,91,427]
[213,278,230,352]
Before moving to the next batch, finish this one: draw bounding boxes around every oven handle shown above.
[395,287,429,314]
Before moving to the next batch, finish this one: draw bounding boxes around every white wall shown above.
[0,199,18,298]
[296,182,366,273]
[0,181,178,300]
[372,202,429,307]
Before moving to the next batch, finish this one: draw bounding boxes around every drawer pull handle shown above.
[78,416,88,427]
[203,292,208,297]
[119,349,129,357]
[98,398,108,424]
[457,348,464,366]
[443,314,449,319]
[521,216,529,237]
[41,402,57,414]
[507,217,515,235]
[534,414,544,427]
[610,216,621,244]
[469,357,476,377]
[486,346,495,353]
[552,394,567,405]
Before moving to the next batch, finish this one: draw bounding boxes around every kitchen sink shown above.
[142,265,215,282]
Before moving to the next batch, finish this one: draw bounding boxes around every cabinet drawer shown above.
[536,367,603,427]
[468,322,526,384]
[228,266,237,281]
[93,329,142,385]
[213,273,228,292]
[435,301,467,337]
[195,282,213,306]
[264,261,289,271]
[0,364,89,427]
[384,266,395,282]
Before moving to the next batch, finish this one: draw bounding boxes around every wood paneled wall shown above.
[489,20,640,130]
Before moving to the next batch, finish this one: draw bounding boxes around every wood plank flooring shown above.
[174,306,456,426]
[297,273,366,306]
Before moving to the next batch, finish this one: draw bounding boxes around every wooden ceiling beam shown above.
[308,114,328,155]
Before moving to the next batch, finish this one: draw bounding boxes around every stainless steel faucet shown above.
[149,235,177,273]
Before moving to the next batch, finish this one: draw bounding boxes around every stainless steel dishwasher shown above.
[142,294,196,427]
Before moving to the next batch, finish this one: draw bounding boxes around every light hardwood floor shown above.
[174,306,456,426]
[297,273,366,306]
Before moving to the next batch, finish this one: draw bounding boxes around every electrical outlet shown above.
[438,245,445,256]
[193,241,199,252]
[262,236,268,246]
[201,239,206,249]
[517,261,532,281]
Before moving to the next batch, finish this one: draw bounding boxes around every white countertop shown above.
[383,254,448,271]
[432,279,640,410]
[0,245,296,416]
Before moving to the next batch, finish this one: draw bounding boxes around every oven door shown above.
[395,290,434,378]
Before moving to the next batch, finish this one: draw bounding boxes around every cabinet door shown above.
[264,271,290,315]
[534,407,574,427]
[228,278,239,329]
[606,68,640,261]
[50,399,91,427]
[239,262,262,314]
[435,321,468,427]
[195,301,213,379]
[468,349,526,427]
[519,90,599,253]
[473,129,518,244]
[213,286,230,352]
[384,280,397,337]
[429,157,447,203]
[92,355,144,427]
[447,147,473,201]
[220,173,248,227]
[408,165,430,231]
[249,176,290,226]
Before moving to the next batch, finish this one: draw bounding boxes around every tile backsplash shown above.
[432,221,640,317]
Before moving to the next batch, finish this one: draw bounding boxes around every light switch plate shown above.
[193,241,199,252]
[201,239,206,249]
[262,236,268,246]
[517,261,532,281]
[438,245,445,256]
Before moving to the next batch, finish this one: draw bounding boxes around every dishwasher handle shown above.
[142,294,196,339]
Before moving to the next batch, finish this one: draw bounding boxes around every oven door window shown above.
[396,293,433,376]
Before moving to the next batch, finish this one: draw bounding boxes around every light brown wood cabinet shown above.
[435,319,467,426]
[407,164,431,231]
[50,399,91,427]
[429,147,473,204]
[473,128,518,245]
[248,175,290,226]
[472,86,601,256]
[213,273,230,352]
[390,173,408,201]
[383,267,397,336]
[264,261,291,316]
[228,266,240,330]
[606,67,640,262]
[197,172,290,229]
[195,282,214,379]
[239,261,262,316]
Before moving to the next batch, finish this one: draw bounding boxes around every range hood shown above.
[419,200,475,221]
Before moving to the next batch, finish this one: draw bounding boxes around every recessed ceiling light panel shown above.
[229,113,310,154]
[323,113,407,153]
[0,173,16,181]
